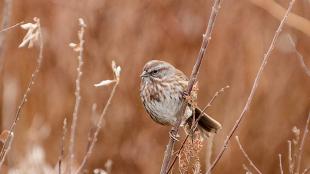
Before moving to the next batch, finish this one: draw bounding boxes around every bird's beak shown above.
[140,71,148,78]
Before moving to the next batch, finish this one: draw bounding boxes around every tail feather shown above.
[188,108,222,133]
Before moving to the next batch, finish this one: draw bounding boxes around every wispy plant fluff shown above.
[19,18,40,48]
[94,61,121,87]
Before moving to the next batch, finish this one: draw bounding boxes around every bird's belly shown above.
[149,91,182,125]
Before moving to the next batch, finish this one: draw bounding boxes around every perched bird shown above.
[140,60,221,134]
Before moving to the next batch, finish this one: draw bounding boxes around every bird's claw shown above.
[169,129,180,141]
[182,91,189,99]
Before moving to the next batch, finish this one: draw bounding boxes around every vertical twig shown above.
[288,140,293,173]
[0,18,44,169]
[279,154,284,174]
[296,112,310,173]
[205,133,214,174]
[160,0,224,173]
[74,78,120,174]
[243,164,254,174]
[0,0,13,72]
[287,35,310,77]
[59,118,67,174]
[302,168,310,174]
[68,18,86,174]
[206,0,296,173]
[235,136,262,174]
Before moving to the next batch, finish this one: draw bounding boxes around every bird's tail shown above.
[187,107,222,133]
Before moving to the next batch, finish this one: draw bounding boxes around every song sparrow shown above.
[140,60,221,133]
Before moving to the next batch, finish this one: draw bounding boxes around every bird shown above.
[140,60,221,134]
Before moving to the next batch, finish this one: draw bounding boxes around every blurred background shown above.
[0,0,309,173]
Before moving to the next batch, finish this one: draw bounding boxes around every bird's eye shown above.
[151,70,159,75]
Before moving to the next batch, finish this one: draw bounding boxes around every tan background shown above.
[0,0,309,173]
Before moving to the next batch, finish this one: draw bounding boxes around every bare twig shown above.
[0,0,13,72]
[243,164,254,174]
[288,140,294,173]
[59,118,68,174]
[296,112,310,173]
[74,62,121,174]
[68,18,86,174]
[205,133,214,174]
[0,17,44,169]
[302,168,310,174]
[206,1,296,173]
[235,136,262,174]
[287,35,310,77]
[166,85,229,173]
[160,1,224,173]
[292,127,300,173]
[85,104,98,151]
[279,154,284,174]
[0,21,24,34]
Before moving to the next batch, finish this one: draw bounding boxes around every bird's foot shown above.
[169,129,180,141]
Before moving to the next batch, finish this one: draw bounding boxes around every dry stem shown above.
[205,133,214,174]
[206,0,296,173]
[287,35,310,77]
[59,118,67,174]
[279,154,284,174]
[0,21,24,34]
[0,18,44,169]
[74,79,120,174]
[68,18,86,174]
[160,0,223,173]
[235,136,262,174]
[303,168,310,174]
[243,164,253,174]
[288,140,294,173]
[296,112,310,173]
[0,0,13,72]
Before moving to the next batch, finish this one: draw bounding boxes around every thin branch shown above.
[302,167,310,174]
[296,112,310,173]
[0,21,24,34]
[206,0,296,173]
[292,127,300,174]
[279,154,284,174]
[287,35,310,77]
[288,140,293,173]
[58,118,67,174]
[243,164,254,174]
[235,136,262,174]
[68,18,86,174]
[74,78,120,174]
[0,0,13,72]
[205,133,214,174]
[0,18,44,169]
[166,85,229,173]
[160,0,224,173]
